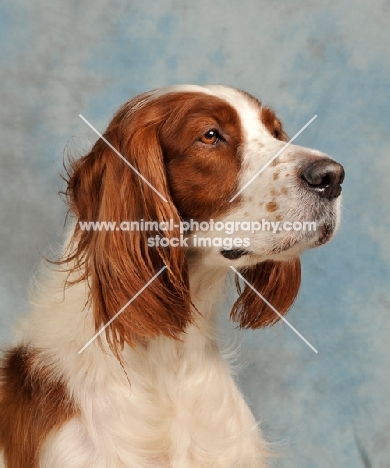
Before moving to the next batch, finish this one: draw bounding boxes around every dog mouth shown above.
[218,213,338,260]
[244,220,338,259]
[314,223,335,245]
[280,221,336,253]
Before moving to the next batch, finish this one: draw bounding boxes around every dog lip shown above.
[315,223,334,245]
[220,249,250,260]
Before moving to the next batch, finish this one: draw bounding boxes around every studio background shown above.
[1,1,389,466]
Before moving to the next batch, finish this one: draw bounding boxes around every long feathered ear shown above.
[231,258,301,328]
[62,98,192,353]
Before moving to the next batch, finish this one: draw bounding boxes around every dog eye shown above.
[200,129,222,145]
[273,128,280,139]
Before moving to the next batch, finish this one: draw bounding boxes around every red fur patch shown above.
[0,347,78,468]
[261,106,289,141]
[233,258,301,328]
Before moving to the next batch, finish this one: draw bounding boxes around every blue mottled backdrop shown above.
[1,1,389,466]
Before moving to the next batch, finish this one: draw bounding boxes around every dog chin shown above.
[253,224,337,262]
[201,216,340,265]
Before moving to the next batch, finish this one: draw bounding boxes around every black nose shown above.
[301,159,345,199]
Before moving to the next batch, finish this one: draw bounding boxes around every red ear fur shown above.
[231,258,301,328]
[62,98,193,352]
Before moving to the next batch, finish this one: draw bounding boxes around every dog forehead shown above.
[145,84,271,140]
[203,85,271,141]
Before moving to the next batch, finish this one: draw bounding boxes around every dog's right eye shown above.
[200,129,223,145]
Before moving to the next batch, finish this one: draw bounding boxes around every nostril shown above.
[301,159,345,199]
[302,172,332,189]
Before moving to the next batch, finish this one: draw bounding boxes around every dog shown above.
[0,85,344,467]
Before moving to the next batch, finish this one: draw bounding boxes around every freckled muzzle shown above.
[219,155,345,260]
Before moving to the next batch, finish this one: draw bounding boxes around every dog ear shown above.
[62,98,193,353]
[231,258,301,328]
